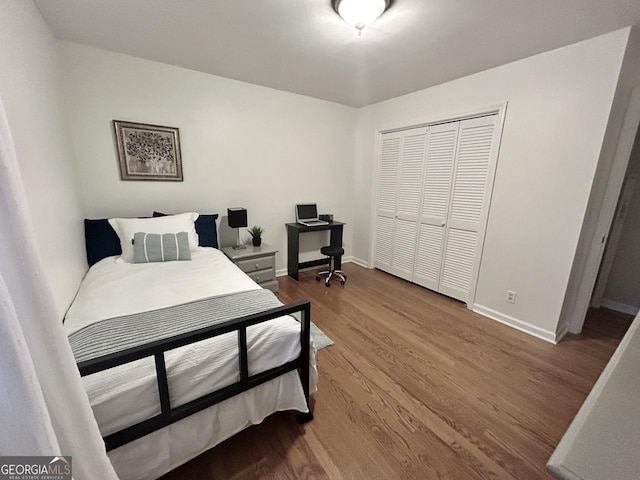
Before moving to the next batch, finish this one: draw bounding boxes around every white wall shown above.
[59,42,357,272]
[353,29,629,341]
[0,0,86,319]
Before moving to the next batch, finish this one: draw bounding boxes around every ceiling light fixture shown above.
[333,0,391,36]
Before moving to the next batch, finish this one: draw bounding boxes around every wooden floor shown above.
[160,264,633,480]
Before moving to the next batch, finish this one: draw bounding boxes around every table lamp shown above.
[227,207,248,249]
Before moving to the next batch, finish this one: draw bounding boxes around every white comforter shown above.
[65,248,317,479]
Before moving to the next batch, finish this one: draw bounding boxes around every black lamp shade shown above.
[227,208,247,228]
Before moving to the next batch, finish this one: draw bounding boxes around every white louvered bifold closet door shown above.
[374,113,500,306]
[374,132,401,272]
[438,115,499,302]
[413,122,459,290]
[375,128,427,280]
[392,128,427,280]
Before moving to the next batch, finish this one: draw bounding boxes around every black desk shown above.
[286,221,345,281]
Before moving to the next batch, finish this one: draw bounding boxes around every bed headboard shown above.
[84,213,219,266]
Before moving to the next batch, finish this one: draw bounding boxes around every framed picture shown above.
[113,120,183,181]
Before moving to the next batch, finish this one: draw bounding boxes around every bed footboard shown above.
[76,300,313,451]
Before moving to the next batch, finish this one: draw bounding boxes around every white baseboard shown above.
[350,257,370,268]
[600,299,640,316]
[472,304,558,344]
[555,323,570,343]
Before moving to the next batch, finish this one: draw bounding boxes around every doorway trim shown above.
[566,86,640,334]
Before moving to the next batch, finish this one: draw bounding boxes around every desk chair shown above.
[316,246,347,286]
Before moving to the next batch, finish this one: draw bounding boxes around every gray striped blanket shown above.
[68,289,286,364]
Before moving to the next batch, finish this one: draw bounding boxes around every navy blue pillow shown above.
[84,218,122,266]
[152,212,219,248]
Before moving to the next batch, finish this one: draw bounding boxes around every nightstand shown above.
[221,244,279,292]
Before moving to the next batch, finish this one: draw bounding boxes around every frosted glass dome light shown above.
[333,0,390,33]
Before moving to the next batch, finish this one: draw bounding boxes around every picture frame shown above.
[113,120,183,181]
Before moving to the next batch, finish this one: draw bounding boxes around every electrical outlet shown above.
[506,290,517,304]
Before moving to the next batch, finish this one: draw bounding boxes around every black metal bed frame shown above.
[77,300,314,451]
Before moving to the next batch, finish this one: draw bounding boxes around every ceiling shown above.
[34,0,640,108]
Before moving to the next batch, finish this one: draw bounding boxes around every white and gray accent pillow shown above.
[108,212,199,263]
[133,232,191,263]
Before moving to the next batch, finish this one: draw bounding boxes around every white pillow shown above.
[108,213,199,263]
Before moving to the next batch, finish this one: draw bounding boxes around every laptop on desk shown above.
[296,203,329,227]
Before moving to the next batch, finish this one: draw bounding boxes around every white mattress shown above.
[65,248,317,479]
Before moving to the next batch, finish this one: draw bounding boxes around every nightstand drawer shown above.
[220,244,279,293]
[246,268,275,285]
[237,255,275,273]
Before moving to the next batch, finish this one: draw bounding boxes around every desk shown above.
[286,221,345,281]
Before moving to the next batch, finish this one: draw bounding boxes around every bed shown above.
[65,213,318,480]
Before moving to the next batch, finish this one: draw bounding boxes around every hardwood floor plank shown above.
[160,264,632,480]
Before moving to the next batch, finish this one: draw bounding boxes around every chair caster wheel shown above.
[341,281,345,285]
[325,283,330,287]
[315,276,320,281]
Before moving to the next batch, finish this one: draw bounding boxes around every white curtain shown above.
[0,97,118,478]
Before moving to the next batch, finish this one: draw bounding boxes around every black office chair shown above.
[316,246,347,287]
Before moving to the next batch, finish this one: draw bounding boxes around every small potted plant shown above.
[246,225,263,247]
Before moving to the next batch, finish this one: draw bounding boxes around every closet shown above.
[374,113,500,304]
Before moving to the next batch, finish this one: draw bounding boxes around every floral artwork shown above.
[113,120,183,181]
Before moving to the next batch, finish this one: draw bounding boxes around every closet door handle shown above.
[441,222,446,227]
